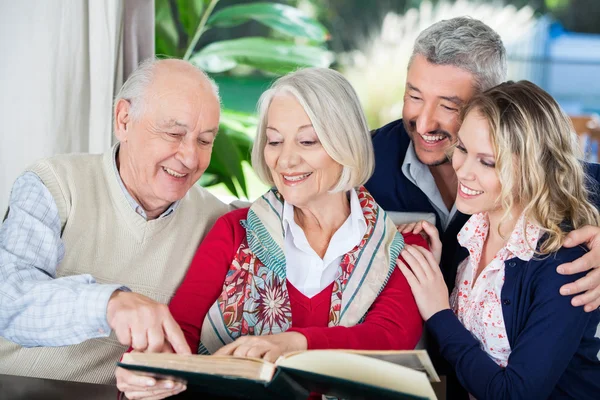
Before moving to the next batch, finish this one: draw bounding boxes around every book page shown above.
[279,349,439,382]
[121,353,277,382]
[276,350,437,400]
[341,349,440,382]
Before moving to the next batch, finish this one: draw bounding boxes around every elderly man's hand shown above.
[116,366,186,400]
[558,225,600,312]
[107,291,191,354]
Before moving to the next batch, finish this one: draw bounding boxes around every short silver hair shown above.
[113,57,220,121]
[410,17,507,91]
[251,68,374,193]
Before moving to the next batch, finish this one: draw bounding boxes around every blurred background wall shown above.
[0,0,154,214]
[1,0,600,212]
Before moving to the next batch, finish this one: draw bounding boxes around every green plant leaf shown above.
[199,109,260,197]
[206,2,329,43]
[211,125,249,198]
[155,0,180,56]
[197,172,221,187]
[176,0,205,38]
[156,25,181,57]
[221,110,259,137]
[190,37,334,74]
[203,154,240,197]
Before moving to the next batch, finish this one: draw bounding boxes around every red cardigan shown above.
[169,208,424,353]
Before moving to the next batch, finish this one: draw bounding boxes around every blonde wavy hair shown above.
[460,80,600,254]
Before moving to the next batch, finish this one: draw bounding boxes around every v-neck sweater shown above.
[0,148,228,384]
[169,208,424,353]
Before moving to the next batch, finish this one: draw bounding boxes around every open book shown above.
[119,349,439,400]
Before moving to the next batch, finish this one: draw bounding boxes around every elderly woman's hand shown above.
[397,220,442,265]
[213,332,308,363]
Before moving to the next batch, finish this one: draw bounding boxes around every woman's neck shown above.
[486,206,522,244]
[476,207,522,283]
[294,191,350,233]
[292,191,351,258]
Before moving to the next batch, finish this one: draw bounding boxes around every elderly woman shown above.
[117,68,424,399]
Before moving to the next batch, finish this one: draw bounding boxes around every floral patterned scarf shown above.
[198,186,404,354]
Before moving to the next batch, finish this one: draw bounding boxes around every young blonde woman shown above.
[398,80,600,399]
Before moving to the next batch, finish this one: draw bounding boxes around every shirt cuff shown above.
[75,284,130,339]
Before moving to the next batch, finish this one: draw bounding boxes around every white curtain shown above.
[0,0,154,215]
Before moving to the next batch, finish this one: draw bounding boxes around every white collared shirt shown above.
[401,142,457,231]
[450,212,541,368]
[283,189,367,298]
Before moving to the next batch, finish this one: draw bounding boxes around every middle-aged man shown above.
[0,58,229,384]
[366,17,600,312]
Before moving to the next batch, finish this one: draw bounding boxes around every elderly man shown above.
[0,59,228,384]
[366,16,600,312]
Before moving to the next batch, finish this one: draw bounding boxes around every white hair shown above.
[251,67,374,193]
[410,16,507,91]
[113,57,220,121]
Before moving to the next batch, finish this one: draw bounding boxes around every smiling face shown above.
[403,54,477,166]
[114,61,220,217]
[263,94,343,209]
[452,110,503,218]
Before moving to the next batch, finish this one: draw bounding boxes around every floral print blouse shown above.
[450,212,541,367]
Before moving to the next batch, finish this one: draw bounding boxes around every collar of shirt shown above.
[282,188,367,265]
[401,142,457,231]
[112,144,179,220]
[458,212,542,265]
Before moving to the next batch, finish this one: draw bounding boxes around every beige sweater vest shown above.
[0,149,228,384]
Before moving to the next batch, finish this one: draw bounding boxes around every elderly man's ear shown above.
[114,99,132,142]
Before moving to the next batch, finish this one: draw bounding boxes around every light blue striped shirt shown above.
[0,147,177,347]
[401,142,458,231]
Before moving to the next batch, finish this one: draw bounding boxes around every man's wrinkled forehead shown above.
[406,82,466,107]
[406,55,477,103]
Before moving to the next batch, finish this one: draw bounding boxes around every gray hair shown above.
[113,57,220,121]
[410,17,507,91]
[252,67,374,193]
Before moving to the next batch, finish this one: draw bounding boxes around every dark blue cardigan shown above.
[427,247,600,399]
[366,118,600,399]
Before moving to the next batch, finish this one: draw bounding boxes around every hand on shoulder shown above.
[397,220,442,264]
[558,225,600,311]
